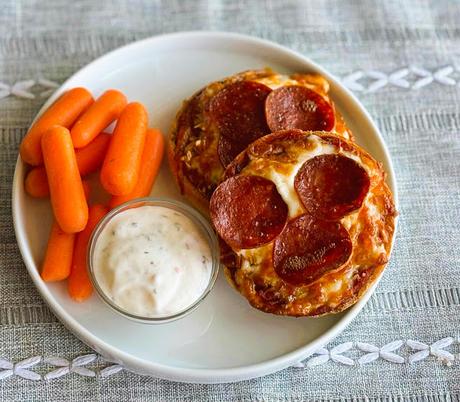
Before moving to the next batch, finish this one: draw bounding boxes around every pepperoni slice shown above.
[209,81,271,144]
[294,154,370,220]
[210,175,288,249]
[273,214,352,286]
[265,86,335,132]
[218,135,245,168]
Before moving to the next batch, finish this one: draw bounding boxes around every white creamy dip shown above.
[93,206,212,318]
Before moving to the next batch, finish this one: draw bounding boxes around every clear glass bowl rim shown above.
[87,197,220,324]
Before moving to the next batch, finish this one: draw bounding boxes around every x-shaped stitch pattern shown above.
[0,66,459,101]
[407,338,455,365]
[293,337,457,368]
[342,66,458,92]
[0,78,59,99]
[0,356,42,380]
[0,338,457,380]
[0,354,122,381]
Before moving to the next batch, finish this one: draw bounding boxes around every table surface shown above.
[1,0,459,400]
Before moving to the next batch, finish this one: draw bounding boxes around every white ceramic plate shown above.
[12,31,398,384]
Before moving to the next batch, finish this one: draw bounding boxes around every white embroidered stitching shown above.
[0,337,456,380]
[407,337,455,365]
[304,342,355,367]
[292,337,457,368]
[37,77,59,97]
[358,340,405,364]
[0,66,458,100]
[0,78,59,99]
[0,355,122,381]
[341,66,459,92]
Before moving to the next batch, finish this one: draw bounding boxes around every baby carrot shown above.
[76,132,111,176]
[41,221,75,282]
[41,126,88,233]
[82,180,91,201]
[20,88,93,165]
[68,204,108,302]
[24,133,110,199]
[109,128,164,208]
[71,89,127,148]
[100,102,148,196]
[24,167,49,198]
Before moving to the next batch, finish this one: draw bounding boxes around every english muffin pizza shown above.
[210,130,396,316]
[169,68,352,212]
[169,69,396,317]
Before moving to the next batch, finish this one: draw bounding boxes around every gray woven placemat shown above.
[1,0,459,400]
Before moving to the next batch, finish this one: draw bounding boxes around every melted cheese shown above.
[241,134,365,219]
[235,135,369,267]
[316,268,356,309]
[255,73,330,95]
[256,76,305,90]
[363,200,387,255]
[224,130,395,316]
[244,135,337,218]
[239,243,272,273]
[234,133,388,293]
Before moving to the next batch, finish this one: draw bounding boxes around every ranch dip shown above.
[92,205,212,318]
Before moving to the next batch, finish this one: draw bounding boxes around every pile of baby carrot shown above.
[20,87,164,302]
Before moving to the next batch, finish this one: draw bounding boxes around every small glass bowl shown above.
[87,197,220,324]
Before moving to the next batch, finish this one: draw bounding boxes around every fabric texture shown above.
[1,0,459,400]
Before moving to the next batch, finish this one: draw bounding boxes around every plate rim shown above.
[12,30,399,384]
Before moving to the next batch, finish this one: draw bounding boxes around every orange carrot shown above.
[41,126,88,233]
[25,172,91,200]
[20,88,93,165]
[76,132,111,176]
[109,128,164,208]
[24,133,110,199]
[100,102,148,195]
[82,180,91,201]
[41,221,75,282]
[24,167,49,198]
[70,89,127,148]
[68,204,108,302]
